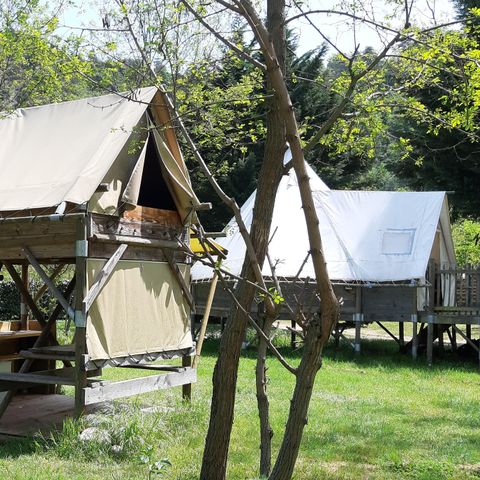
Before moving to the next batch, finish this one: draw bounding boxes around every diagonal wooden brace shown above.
[162,248,195,312]
[3,261,48,328]
[83,243,128,313]
[22,246,74,320]
[33,264,65,304]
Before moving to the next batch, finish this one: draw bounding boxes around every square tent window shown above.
[381,229,416,255]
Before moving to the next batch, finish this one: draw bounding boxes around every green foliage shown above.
[0,279,71,320]
[452,219,480,265]
[0,282,20,320]
[0,2,95,110]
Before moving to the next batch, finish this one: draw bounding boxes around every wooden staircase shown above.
[0,344,105,393]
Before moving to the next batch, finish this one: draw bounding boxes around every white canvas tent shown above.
[191,150,456,336]
[191,160,455,284]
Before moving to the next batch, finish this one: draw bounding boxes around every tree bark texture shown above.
[199,2,286,476]
[256,318,274,477]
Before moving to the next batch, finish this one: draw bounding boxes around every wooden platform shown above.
[0,394,97,439]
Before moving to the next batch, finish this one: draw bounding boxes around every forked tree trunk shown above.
[256,2,286,477]
[199,2,286,474]
[232,2,340,479]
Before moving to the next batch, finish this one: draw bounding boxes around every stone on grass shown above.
[79,427,111,444]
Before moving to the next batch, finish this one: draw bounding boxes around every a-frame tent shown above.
[191,151,455,352]
[0,87,202,422]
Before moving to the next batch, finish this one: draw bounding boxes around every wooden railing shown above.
[428,262,480,309]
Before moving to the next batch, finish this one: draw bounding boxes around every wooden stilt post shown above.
[466,324,472,340]
[182,355,192,401]
[354,286,362,357]
[478,319,480,371]
[427,315,434,367]
[399,322,404,348]
[451,325,457,351]
[290,319,296,349]
[20,264,28,330]
[411,314,418,360]
[438,325,444,352]
[333,322,340,357]
[74,215,88,418]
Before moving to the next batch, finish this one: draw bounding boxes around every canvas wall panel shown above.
[86,259,192,361]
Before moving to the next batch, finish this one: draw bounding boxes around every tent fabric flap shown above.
[86,259,193,362]
[149,117,200,222]
[120,132,149,208]
[89,116,149,214]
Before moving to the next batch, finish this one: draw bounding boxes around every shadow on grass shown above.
[0,435,37,458]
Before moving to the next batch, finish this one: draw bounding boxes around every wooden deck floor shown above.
[0,394,96,439]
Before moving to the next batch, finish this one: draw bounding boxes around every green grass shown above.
[0,330,480,479]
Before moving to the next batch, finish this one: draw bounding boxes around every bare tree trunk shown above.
[269,303,338,480]
[224,2,340,479]
[256,315,274,476]
[200,3,286,478]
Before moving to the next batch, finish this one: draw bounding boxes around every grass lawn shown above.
[0,330,479,479]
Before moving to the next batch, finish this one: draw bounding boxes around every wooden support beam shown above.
[162,249,195,311]
[82,243,128,313]
[354,315,362,356]
[453,324,480,371]
[399,322,405,347]
[118,364,186,373]
[452,325,479,352]
[22,246,74,319]
[193,271,219,368]
[375,321,401,345]
[0,212,85,225]
[354,286,362,356]
[2,262,46,327]
[0,372,76,388]
[33,264,65,303]
[438,325,444,351]
[451,325,457,351]
[20,264,28,330]
[182,356,192,401]
[83,368,196,405]
[92,233,182,250]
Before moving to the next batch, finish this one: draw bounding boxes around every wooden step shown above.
[0,330,41,342]
[0,372,76,391]
[0,369,105,392]
[29,345,75,356]
[0,354,22,362]
[19,345,75,362]
[19,351,75,362]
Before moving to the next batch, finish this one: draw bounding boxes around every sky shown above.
[59,0,459,57]
[292,0,458,55]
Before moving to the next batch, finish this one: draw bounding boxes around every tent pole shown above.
[193,267,220,369]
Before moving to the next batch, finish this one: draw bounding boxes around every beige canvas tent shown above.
[0,87,202,421]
